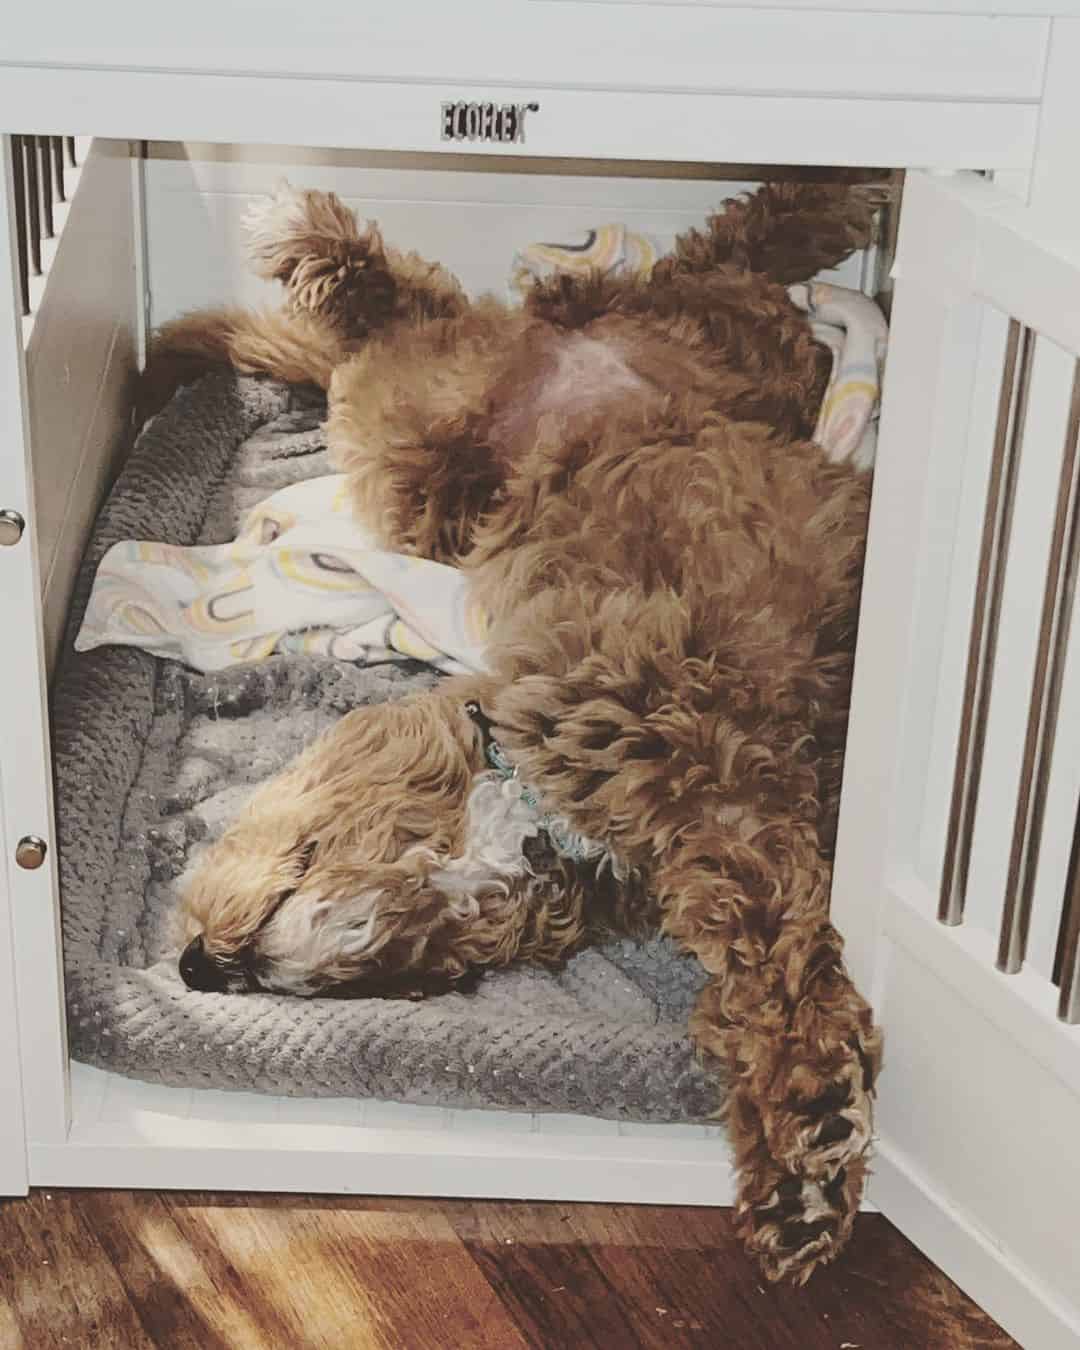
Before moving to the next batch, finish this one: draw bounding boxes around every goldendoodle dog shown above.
[154,179,884,1284]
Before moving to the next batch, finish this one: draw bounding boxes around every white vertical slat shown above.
[0,632,27,1191]
[997,363,1080,973]
[67,1062,110,1129]
[1025,624,1080,980]
[28,138,140,674]
[963,336,1077,942]
[1030,17,1080,220]
[0,135,67,1176]
[916,306,1012,893]
[831,170,980,989]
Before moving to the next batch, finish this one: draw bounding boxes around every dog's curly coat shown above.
[157,180,884,1284]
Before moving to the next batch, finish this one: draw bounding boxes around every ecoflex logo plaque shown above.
[440,101,540,145]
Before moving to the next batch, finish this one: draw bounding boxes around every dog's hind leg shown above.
[138,305,350,423]
[662,181,878,286]
[524,180,877,332]
[141,185,468,424]
[243,182,468,334]
[326,307,518,563]
[484,583,881,1284]
[658,823,881,1284]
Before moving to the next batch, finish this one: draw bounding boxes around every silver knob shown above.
[15,836,47,870]
[0,510,25,546]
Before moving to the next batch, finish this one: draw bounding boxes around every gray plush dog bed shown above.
[53,372,718,1122]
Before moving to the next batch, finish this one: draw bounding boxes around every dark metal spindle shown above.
[65,136,77,168]
[10,136,30,317]
[938,322,1034,925]
[1055,802,1080,1022]
[23,135,41,276]
[51,136,65,203]
[998,362,1080,974]
[37,137,53,239]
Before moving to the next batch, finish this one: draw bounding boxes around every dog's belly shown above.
[489,331,652,453]
[543,333,648,415]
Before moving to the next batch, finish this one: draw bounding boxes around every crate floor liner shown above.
[53,372,717,1122]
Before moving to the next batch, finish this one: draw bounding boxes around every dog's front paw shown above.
[764,1033,879,1184]
[737,1157,864,1285]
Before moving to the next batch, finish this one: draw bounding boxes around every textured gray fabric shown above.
[53,372,718,1122]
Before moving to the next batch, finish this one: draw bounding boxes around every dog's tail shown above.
[661,181,880,287]
[137,306,348,425]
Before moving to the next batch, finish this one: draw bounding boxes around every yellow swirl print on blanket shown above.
[238,504,299,548]
[130,540,217,584]
[76,474,490,674]
[182,571,255,634]
[270,547,376,595]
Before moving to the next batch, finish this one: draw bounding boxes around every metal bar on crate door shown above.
[999,362,1080,973]
[22,135,41,276]
[1056,802,1080,1021]
[65,137,76,168]
[37,137,53,239]
[51,137,65,203]
[9,136,30,317]
[939,321,1033,925]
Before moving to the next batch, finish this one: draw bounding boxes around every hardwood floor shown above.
[0,1191,1016,1349]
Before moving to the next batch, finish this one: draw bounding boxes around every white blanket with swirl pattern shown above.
[75,472,490,675]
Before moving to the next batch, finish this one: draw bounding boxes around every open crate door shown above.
[0,135,70,1194]
[832,170,1080,1349]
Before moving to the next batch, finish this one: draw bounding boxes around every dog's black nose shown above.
[179,934,237,993]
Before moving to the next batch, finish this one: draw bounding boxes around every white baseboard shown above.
[869,1141,1080,1350]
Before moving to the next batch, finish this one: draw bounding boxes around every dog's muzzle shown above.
[179,934,258,993]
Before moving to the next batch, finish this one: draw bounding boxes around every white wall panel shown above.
[145,150,865,323]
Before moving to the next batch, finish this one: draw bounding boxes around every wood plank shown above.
[77,1192,257,1350]
[0,1192,154,1349]
[450,1201,650,1348]
[447,1199,1018,1350]
[574,1204,1016,1350]
[29,1190,526,1350]
[169,1196,522,1349]
[562,1203,809,1350]
[0,1191,1018,1349]
[797,1212,1021,1350]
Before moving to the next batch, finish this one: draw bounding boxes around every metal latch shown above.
[0,510,25,546]
[15,836,47,869]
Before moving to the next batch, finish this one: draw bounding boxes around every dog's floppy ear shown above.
[251,839,320,935]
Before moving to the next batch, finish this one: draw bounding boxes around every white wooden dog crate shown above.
[3,6,1080,1346]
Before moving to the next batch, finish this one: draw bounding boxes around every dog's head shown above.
[176,688,535,997]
